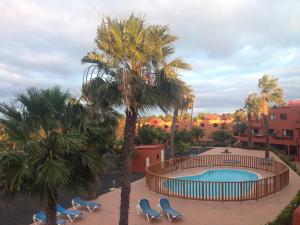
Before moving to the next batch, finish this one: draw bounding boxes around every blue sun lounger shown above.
[33,211,67,225]
[56,204,83,222]
[137,198,161,222]
[72,197,101,212]
[158,198,183,222]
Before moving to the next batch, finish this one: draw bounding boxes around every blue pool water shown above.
[164,169,260,199]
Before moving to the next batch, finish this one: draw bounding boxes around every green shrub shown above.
[175,140,190,156]
[271,148,300,175]
[191,127,204,145]
[266,148,300,225]
[175,130,193,144]
[266,190,300,225]
[136,125,168,145]
[211,130,233,146]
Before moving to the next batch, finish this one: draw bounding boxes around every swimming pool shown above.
[163,169,261,199]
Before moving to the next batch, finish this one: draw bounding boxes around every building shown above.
[194,114,234,142]
[131,144,165,173]
[141,114,234,143]
[237,100,300,160]
[145,118,172,132]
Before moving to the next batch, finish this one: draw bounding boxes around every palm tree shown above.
[169,85,194,158]
[0,87,104,225]
[244,93,263,149]
[81,15,190,225]
[258,75,284,158]
[233,108,247,147]
[191,127,204,145]
[66,97,119,199]
[190,102,194,125]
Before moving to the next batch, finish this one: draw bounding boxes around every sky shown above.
[1,0,300,114]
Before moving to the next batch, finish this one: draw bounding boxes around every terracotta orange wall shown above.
[245,105,300,144]
[293,205,300,225]
[237,103,300,160]
[140,115,234,142]
[131,144,164,173]
[144,119,172,132]
[269,106,300,135]
[194,117,234,142]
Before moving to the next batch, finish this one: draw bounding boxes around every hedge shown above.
[266,149,300,225]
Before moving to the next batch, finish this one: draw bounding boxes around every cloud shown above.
[0,0,300,113]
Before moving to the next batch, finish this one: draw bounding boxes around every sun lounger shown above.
[72,197,101,212]
[33,211,67,225]
[137,198,161,222]
[158,198,183,222]
[56,204,83,222]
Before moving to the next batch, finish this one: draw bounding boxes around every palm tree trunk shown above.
[46,192,57,225]
[170,107,179,158]
[238,132,242,148]
[247,113,253,149]
[190,103,194,126]
[119,108,137,225]
[263,114,270,158]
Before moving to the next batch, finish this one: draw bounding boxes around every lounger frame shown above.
[137,198,161,222]
[33,212,67,225]
[71,198,101,212]
[157,198,184,222]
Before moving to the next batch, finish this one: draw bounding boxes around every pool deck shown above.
[37,148,300,225]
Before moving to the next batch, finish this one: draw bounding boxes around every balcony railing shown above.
[271,135,293,140]
[253,134,264,138]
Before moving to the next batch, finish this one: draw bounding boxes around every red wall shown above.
[131,144,164,173]
[293,205,300,225]
[237,103,300,160]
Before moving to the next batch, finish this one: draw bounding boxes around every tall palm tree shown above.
[190,102,194,126]
[245,93,263,149]
[233,108,247,147]
[81,15,190,225]
[0,87,103,225]
[169,85,194,158]
[258,75,284,158]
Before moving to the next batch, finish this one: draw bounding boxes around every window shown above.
[156,154,160,159]
[213,123,218,127]
[269,129,275,135]
[252,128,259,135]
[280,114,287,120]
[283,130,293,137]
[270,114,276,120]
[200,123,205,127]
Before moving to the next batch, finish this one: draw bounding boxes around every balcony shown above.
[271,134,293,140]
[270,134,295,145]
[253,134,264,138]
[237,134,296,145]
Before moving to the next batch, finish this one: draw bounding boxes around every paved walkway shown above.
[37,148,300,225]
[294,161,300,171]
